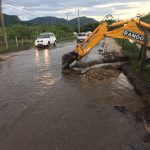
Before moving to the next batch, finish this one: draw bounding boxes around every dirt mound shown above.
[0,55,18,62]
[75,59,103,68]
[0,57,7,61]
[85,65,120,80]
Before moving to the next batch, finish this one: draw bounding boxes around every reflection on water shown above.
[44,49,49,65]
[34,48,60,88]
[35,73,56,87]
[35,49,39,65]
[35,48,50,66]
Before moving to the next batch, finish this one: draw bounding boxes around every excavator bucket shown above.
[62,51,78,69]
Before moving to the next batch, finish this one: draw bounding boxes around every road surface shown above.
[0,41,148,150]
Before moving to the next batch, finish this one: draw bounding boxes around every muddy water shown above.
[0,41,148,150]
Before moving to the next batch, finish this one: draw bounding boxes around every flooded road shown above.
[0,41,148,150]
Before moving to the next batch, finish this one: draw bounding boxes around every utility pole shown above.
[66,12,69,26]
[0,0,8,48]
[77,8,80,34]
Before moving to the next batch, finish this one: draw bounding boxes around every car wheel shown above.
[48,41,51,47]
[53,41,56,47]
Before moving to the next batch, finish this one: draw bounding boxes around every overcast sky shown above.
[2,0,150,21]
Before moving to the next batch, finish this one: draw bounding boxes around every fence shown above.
[0,36,34,48]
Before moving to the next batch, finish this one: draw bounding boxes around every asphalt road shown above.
[0,41,147,150]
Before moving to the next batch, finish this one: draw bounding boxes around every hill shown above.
[27,16,67,25]
[27,16,99,27]
[2,14,99,27]
[3,14,21,26]
[2,13,150,27]
[69,16,99,26]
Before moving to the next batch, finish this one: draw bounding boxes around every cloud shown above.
[2,0,150,21]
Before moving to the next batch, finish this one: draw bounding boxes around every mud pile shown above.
[0,56,6,61]
[0,55,17,62]
[84,65,120,80]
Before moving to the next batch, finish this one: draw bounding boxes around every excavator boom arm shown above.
[62,18,150,69]
[75,22,108,58]
[76,19,150,58]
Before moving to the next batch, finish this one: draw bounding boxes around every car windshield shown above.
[37,34,50,39]
[78,33,86,36]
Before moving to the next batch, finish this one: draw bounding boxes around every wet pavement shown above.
[0,41,148,150]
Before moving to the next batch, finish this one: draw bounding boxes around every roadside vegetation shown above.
[0,24,74,53]
[141,12,150,24]
[114,13,150,82]
[116,38,150,83]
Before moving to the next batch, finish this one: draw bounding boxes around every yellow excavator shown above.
[62,16,150,70]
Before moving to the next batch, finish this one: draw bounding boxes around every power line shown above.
[3,1,47,16]
[2,4,38,16]
[3,1,49,17]
[3,0,80,22]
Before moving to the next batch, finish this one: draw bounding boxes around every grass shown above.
[116,39,140,58]
[0,39,34,54]
[57,36,75,42]
[0,45,32,54]
[115,38,150,83]
[131,61,150,83]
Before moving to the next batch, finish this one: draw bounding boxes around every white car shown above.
[35,32,57,47]
[77,32,88,43]
[86,31,92,36]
